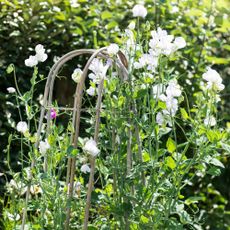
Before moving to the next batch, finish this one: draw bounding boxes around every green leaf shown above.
[221,142,230,154]
[26,105,32,119]
[72,27,83,36]
[118,96,125,107]
[166,137,176,153]
[210,158,224,168]
[206,130,223,142]
[6,64,14,74]
[9,30,21,37]
[55,12,66,21]
[142,151,150,162]
[101,11,113,20]
[206,56,230,64]
[223,44,230,51]
[30,66,38,85]
[105,21,118,30]
[186,9,203,17]
[32,224,42,229]
[21,92,31,102]
[166,156,176,169]
[158,101,166,110]
[48,135,56,145]
[180,108,189,120]
[159,127,171,136]
[67,146,78,157]
[29,135,37,143]
[207,167,221,176]
[88,226,98,230]
[140,215,149,223]
[185,196,204,205]
[130,223,138,230]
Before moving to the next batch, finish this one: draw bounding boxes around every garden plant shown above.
[1,1,230,230]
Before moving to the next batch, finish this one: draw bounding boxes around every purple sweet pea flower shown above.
[50,108,57,119]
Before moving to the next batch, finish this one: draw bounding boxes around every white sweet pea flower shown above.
[134,53,158,71]
[134,54,150,69]
[83,138,100,157]
[25,44,48,67]
[107,43,119,56]
[160,94,179,116]
[80,164,91,173]
[124,29,136,52]
[88,73,97,82]
[6,212,20,221]
[72,68,82,83]
[35,44,48,62]
[202,68,225,91]
[39,139,50,154]
[157,80,181,116]
[132,4,147,18]
[35,44,45,55]
[159,94,167,102]
[128,21,135,30]
[206,81,225,91]
[89,58,106,76]
[149,28,186,56]
[70,0,79,7]
[16,121,28,134]
[89,58,109,83]
[86,86,96,96]
[165,97,178,116]
[173,37,186,49]
[152,84,165,98]
[149,28,174,56]
[7,179,27,195]
[156,112,164,125]
[202,68,221,82]
[171,6,179,13]
[204,116,216,127]
[7,87,16,93]
[166,80,182,97]
[53,6,61,12]
[25,55,38,67]
[156,111,173,127]
[215,94,221,103]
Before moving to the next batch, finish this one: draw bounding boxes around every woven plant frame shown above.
[21,48,128,230]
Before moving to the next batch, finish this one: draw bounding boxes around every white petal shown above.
[7,87,16,93]
[83,138,100,157]
[16,121,28,133]
[107,43,119,55]
[174,37,186,49]
[80,164,91,173]
[25,55,38,67]
[132,4,147,18]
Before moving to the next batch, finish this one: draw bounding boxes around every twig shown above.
[65,47,107,230]
[83,77,104,229]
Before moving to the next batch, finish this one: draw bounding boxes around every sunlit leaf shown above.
[166,137,176,153]
[6,64,14,74]
[166,156,176,169]
[210,158,224,168]
[101,11,113,20]
[180,108,189,120]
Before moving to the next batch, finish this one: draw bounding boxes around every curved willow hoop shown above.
[21,48,128,230]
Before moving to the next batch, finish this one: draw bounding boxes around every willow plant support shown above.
[21,48,129,230]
